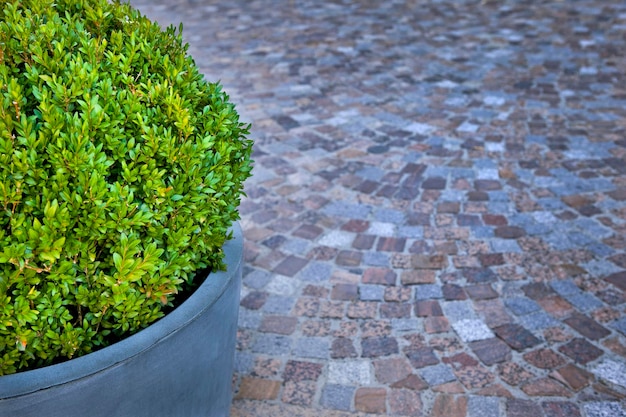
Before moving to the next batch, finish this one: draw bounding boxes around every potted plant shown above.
[0,0,252,416]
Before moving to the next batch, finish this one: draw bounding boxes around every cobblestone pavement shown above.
[128,1,626,415]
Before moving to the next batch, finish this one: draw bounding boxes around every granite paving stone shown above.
[523,348,568,370]
[354,388,386,414]
[405,346,440,369]
[466,284,498,300]
[259,315,298,335]
[452,319,495,343]
[301,320,330,337]
[414,284,444,300]
[391,374,429,391]
[591,360,626,391]
[564,312,611,340]
[431,394,468,417]
[388,389,423,416]
[358,285,385,301]
[454,365,495,390]
[266,275,298,296]
[549,364,594,392]
[470,338,512,366]
[298,261,333,283]
[558,338,604,365]
[292,337,330,359]
[494,323,541,351]
[362,252,389,267]
[282,380,317,406]
[517,311,562,331]
[391,317,420,332]
[331,283,359,301]
[328,361,371,386]
[240,291,269,311]
[425,317,451,334]
[583,402,626,417]
[320,385,355,412]
[379,302,411,318]
[373,357,412,385]
[504,297,542,316]
[520,377,572,398]
[237,310,262,330]
[612,317,626,337]
[418,364,457,387]
[384,286,412,302]
[541,401,582,417]
[243,269,273,289]
[467,396,501,417]
[361,336,399,358]
[415,300,444,317]
[498,363,536,387]
[283,360,323,383]
[273,255,309,277]
[251,334,292,355]
[605,271,626,292]
[537,295,575,319]
[235,378,281,401]
[261,295,296,315]
[442,301,480,322]
[506,399,544,417]
[129,0,626,415]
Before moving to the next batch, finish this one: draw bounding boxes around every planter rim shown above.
[0,222,243,399]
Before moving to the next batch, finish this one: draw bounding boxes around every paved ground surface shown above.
[129,1,626,415]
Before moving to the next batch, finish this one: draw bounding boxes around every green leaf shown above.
[112,253,122,272]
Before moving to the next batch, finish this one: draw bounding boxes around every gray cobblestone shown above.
[611,317,626,337]
[504,297,541,316]
[442,301,479,322]
[550,280,581,296]
[252,334,292,355]
[452,319,494,342]
[328,361,371,385]
[391,318,421,332]
[418,364,457,386]
[517,312,561,331]
[238,310,262,329]
[293,337,330,359]
[414,284,443,300]
[299,262,333,282]
[468,396,501,417]
[563,292,605,313]
[362,252,390,267]
[398,226,424,238]
[261,295,296,315]
[583,402,626,417]
[322,202,372,220]
[234,352,254,373]
[359,285,385,301]
[320,385,354,411]
[243,269,272,289]
[373,208,406,224]
[592,360,626,390]
[490,239,522,253]
[318,230,355,248]
[281,238,311,255]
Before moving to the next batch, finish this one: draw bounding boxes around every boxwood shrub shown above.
[0,0,252,375]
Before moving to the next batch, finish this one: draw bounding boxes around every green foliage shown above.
[0,0,252,375]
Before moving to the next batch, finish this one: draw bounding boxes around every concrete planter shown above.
[0,223,243,417]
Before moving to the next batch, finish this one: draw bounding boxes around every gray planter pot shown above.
[0,222,243,417]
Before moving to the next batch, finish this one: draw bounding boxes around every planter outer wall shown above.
[0,223,243,417]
